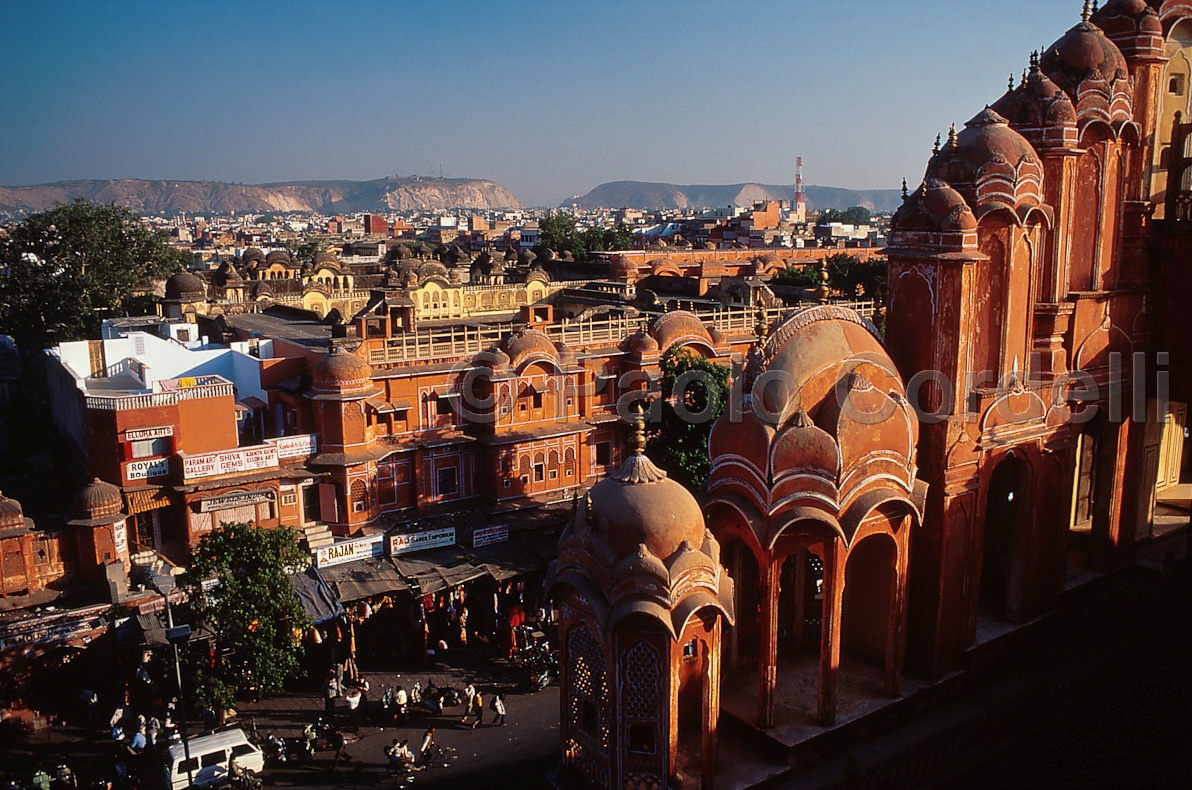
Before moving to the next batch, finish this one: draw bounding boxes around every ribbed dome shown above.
[165,272,205,300]
[611,255,638,280]
[313,346,373,392]
[241,248,266,265]
[265,249,292,266]
[622,330,659,355]
[0,491,25,531]
[1041,19,1128,98]
[891,179,977,233]
[502,329,559,369]
[586,450,705,561]
[76,478,123,519]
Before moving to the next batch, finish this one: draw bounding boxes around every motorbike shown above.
[226,771,261,790]
[524,642,559,692]
[262,734,288,766]
[301,717,352,752]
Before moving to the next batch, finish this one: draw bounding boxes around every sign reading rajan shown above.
[389,527,456,556]
[182,445,279,481]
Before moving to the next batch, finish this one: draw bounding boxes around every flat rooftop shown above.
[226,310,332,349]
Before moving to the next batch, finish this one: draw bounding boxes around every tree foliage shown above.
[817,206,871,226]
[180,522,309,711]
[0,200,187,347]
[284,238,323,265]
[824,252,888,303]
[771,263,822,289]
[646,347,730,493]
[537,211,634,260]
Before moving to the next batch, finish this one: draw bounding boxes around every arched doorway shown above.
[722,539,759,670]
[981,455,1029,620]
[841,535,897,665]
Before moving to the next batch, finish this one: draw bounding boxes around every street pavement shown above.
[239,662,561,790]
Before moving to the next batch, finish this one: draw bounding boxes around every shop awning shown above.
[289,566,346,625]
[466,541,545,582]
[318,557,410,603]
[392,546,487,595]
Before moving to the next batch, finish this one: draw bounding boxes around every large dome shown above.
[165,272,205,300]
[313,346,373,392]
[584,440,705,561]
[1040,18,1129,98]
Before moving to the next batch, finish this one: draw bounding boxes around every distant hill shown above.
[0,176,522,219]
[565,181,903,213]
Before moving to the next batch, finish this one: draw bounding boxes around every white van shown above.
[164,728,264,790]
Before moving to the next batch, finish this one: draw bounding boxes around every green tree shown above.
[771,263,823,289]
[0,200,186,347]
[825,252,887,303]
[180,522,309,712]
[284,238,323,265]
[537,211,584,259]
[646,347,730,493]
[817,206,871,226]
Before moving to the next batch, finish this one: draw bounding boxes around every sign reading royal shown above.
[315,534,386,568]
[125,457,171,481]
[472,524,509,548]
[182,445,279,482]
[389,527,456,556]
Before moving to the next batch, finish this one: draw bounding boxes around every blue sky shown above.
[0,1,1081,206]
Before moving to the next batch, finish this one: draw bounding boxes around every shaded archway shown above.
[841,534,897,665]
[981,455,1029,620]
[722,539,760,671]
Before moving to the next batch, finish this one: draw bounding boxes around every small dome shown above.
[502,329,559,369]
[394,244,413,260]
[925,108,1043,212]
[585,450,705,561]
[416,261,449,281]
[165,271,205,300]
[264,250,292,266]
[891,179,977,233]
[1041,18,1129,98]
[992,63,1077,133]
[313,252,340,268]
[313,346,373,392]
[76,478,124,519]
[650,310,716,353]
[622,330,659,355]
[241,247,265,265]
[0,491,25,531]
[611,255,638,281]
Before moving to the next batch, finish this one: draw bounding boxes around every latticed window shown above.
[351,479,367,512]
[621,640,660,720]
[567,623,609,751]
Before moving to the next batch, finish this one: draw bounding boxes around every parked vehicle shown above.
[163,728,264,790]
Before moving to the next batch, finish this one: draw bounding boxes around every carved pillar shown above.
[702,618,721,790]
[884,518,911,697]
[818,537,845,727]
[756,554,779,728]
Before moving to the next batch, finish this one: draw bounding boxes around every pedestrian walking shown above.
[459,683,476,724]
[323,670,338,716]
[330,728,350,770]
[419,727,436,768]
[491,693,506,726]
[469,690,484,729]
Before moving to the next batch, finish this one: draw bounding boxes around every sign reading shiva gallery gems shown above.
[182,446,278,481]
[389,527,456,556]
[315,534,386,568]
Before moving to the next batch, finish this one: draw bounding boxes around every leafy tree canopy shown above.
[771,263,823,289]
[0,200,186,347]
[646,347,730,493]
[180,522,309,712]
[284,238,323,264]
[824,252,888,304]
[817,206,871,226]
[537,211,634,260]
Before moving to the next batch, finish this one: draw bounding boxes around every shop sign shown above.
[125,425,174,441]
[472,524,509,548]
[270,434,318,460]
[199,490,276,513]
[125,457,171,481]
[113,520,128,558]
[389,527,455,556]
[183,445,278,481]
[316,534,386,568]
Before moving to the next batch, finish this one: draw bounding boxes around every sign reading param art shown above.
[199,490,276,513]
[182,445,278,481]
[125,425,174,441]
[125,457,171,481]
[316,534,386,568]
[472,524,509,548]
[271,434,318,459]
[389,527,456,556]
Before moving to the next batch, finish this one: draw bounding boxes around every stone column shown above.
[818,538,845,726]
[756,554,779,728]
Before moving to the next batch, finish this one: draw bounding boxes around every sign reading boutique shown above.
[389,527,455,556]
[125,457,171,481]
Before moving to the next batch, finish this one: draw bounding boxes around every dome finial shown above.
[1082,0,1090,23]
[901,178,908,199]
[628,397,648,457]
[946,123,959,150]
[932,133,941,156]
[1092,0,1099,14]
[1008,73,1015,91]
[754,306,770,339]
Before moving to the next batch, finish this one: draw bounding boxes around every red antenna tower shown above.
[794,156,806,206]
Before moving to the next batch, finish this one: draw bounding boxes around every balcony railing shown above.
[84,381,234,411]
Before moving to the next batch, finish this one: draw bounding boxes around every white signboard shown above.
[472,524,509,548]
[316,534,386,568]
[183,445,278,481]
[125,425,174,441]
[271,434,318,460]
[389,527,456,556]
[199,490,275,513]
[113,520,128,558]
[125,457,171,481]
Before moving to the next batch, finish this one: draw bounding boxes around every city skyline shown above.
[1,0,1079,207]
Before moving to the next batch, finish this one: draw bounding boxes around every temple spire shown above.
[1082,0,1091,23]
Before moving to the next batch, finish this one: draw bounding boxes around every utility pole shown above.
[158,580,194,789]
